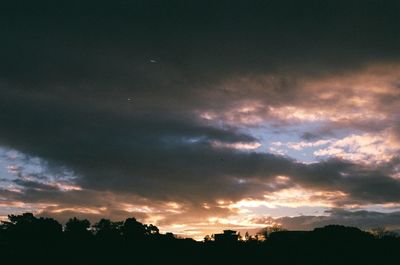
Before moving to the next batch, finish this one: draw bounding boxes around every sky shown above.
[1,0,400,240]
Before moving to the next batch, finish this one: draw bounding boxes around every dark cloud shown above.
[294,159,400,205]
[1,1,400,95]
[255,209,400,231]
[3,147,400,208]
[12,179,59,191]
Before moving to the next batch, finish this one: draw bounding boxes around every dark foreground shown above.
[1,213,398,265]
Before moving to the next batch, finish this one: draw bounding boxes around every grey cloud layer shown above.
[2,1,400,94]
[254,209,400,231]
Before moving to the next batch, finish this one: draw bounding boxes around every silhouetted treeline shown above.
[0,213,398,265]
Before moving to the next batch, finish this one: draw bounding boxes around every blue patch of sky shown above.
[239,121,365,163]
[0,146,78,190]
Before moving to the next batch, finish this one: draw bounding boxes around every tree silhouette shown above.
[370,227,399,239]
[146,224,160,236]
[122,217,147,240]
[2,213,62,241]
[0,212,398,265]
[65,217,91,239]
[204,234,212,242]
[35,216,63,241]
[258,224,286,240]
[244,231,259,242]
[93,218,123,240]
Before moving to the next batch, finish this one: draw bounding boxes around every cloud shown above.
[313,131,400,164]
[274,129,400,165]
[0,0,400,236]
[253,209,400,231]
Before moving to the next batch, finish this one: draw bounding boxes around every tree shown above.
[146,224,160,235]
[244,231,253,241]
[8,212,36,224]
[122,217,147,239]
[165,232,176,239]
[3,213,62,241]
[93,218,123,239]
[370,227,398,239]
[204,235,212,242]
[36,217,63,240]
[258,224,286,240]
[65,217,92,239]
[237,231,243,241]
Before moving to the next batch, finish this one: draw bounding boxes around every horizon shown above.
[1,0,400,240]
[1,211,396,242]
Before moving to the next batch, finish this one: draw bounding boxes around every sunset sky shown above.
[1,1,400,240]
